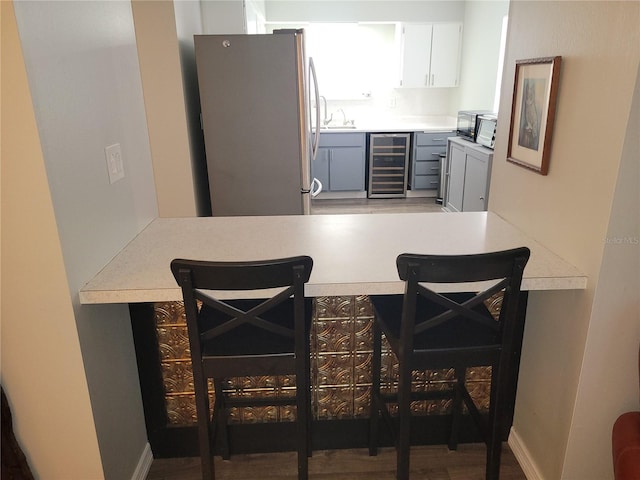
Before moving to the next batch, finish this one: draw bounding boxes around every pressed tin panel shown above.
[165,393,199,424]
[161,360,194,393]
[153,296,492,425]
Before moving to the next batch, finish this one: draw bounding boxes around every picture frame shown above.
[507,56,562,175]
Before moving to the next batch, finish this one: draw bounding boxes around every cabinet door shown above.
[399,24,432,87]
[446,143,466,212]
[462,150,489,212]
[330,147,365,191]
[430,23,462,87]
[313,147,330,191]
[319,132,365,148]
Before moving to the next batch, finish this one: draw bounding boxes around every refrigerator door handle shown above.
[310,177,322,197]
[309,57,321,161]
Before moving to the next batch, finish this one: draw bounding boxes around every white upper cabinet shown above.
[399,23,462,88]
[399,24,433,88]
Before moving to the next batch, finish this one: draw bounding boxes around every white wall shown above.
[457,0,508,111]
[201,0,247,33]
[489,1,640,479]
[265,0,465,22]
[10,1,158,478]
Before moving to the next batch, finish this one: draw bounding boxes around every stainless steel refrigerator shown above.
[195,30,321,216]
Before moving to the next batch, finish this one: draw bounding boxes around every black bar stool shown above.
[171,256,314,480]
[368,247,530,480]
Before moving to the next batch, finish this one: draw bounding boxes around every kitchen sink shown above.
[322,124,357,129]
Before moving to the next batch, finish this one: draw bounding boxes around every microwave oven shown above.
[456,110,492,141]
[476,114,498,149]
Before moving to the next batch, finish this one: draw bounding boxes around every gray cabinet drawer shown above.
[414,132,452,146]
[414,146,445,161]
[412,175,439,189]
[319,132,365,148]
[414,160,440,175]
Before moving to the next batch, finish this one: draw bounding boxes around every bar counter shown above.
[80,212,585,304]
[79,212,586,457]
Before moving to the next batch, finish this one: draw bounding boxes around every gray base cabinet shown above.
[410,131,453,192]
[313,133,366,192]
[445,137,493,212]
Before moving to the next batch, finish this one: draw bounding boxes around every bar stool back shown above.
[171,256,314,480]
[368,247,530,480]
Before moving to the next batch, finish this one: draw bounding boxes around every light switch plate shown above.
[105,143,124,184]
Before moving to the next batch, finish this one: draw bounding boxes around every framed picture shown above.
[507,56,562,175]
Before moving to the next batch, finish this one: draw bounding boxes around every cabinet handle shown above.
[311,178,323,197]
[425,74,429,86]
[309,57,320,160]
[432,138,445,142]
[431,74,434,86]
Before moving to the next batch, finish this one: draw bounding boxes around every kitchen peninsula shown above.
[80,212,584,303]
[80,212,586,456]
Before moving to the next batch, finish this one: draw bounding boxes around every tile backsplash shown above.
[321,86,458,127]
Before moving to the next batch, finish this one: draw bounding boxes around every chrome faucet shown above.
[320,96,332,125]
[337,108,347,125]
[336,108,354,126]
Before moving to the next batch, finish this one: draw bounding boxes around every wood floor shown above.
[146,444,526,480]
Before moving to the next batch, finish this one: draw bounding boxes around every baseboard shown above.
[406,190,437,198]
[131,442,153,480]
[314,191,367,200]
[508,427,544,480]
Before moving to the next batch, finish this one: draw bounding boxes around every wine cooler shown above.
[367,133,411,198]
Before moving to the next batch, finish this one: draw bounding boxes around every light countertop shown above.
[317,115,457,133]
[79,212,587,305]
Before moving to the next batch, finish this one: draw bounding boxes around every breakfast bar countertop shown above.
[79,212,587,305]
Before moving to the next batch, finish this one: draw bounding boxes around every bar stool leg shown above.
[213,379,230,461]
[396,358,412,480]
[486,362,506,480]
[296,342,310,479]
[448,367,465,451]
[368,319,382,457]
[195,375,215,479]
